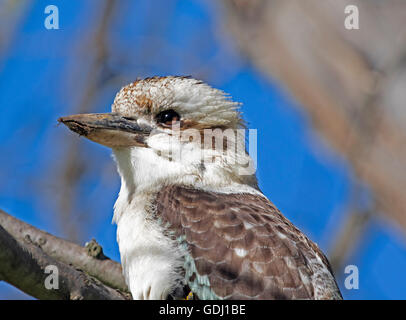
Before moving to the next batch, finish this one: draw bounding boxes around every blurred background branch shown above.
[0,0,30,70]
[54,0,119,242]
[222,0,406,273]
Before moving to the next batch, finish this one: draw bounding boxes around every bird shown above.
[59,76,342,300]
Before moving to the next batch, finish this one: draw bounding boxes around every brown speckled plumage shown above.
[156,185,342,300]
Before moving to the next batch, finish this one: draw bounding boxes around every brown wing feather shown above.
[156,185,342,300]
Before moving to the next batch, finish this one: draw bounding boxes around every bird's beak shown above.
[58,113,152,148]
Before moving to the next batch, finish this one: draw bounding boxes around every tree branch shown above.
[0,209,130,299]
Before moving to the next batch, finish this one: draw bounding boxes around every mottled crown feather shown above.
[112,76,245,129]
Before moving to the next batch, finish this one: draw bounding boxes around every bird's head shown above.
[59,76,257,192]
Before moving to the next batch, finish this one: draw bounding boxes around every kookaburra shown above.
[59,76,342,300]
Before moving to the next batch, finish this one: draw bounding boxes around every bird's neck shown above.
[111,146,260,222]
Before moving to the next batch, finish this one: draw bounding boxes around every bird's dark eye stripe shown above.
[156,109,180,125]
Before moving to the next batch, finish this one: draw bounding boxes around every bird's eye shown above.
[155,109,180,126]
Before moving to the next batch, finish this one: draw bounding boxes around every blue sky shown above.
[0,0,405,299]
